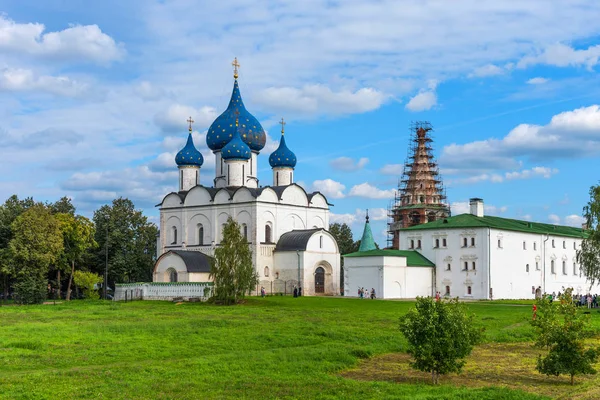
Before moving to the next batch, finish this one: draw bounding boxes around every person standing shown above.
[298,287,302,297]
[293,286,298,298]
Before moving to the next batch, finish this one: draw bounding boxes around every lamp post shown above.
[104,215,109,300]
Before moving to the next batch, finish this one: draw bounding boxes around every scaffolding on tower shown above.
[386,121,451,249]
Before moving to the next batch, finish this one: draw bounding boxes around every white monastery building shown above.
[344,199,591,300]
[152,59,340,296]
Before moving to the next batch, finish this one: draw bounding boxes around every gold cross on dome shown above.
[186,116,194,133]
[279,117,286,134]
[232,57,240,79]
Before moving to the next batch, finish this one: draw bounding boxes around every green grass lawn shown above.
[0,297,596,399]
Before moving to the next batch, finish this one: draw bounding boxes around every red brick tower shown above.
[388,122,450,248]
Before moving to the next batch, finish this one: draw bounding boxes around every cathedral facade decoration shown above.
[153,59,340,296]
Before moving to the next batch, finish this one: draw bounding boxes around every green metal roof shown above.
[344,249,435,267]
[399,213,585,238]
[358,219,376,252]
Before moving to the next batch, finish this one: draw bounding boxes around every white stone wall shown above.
[399,224,595,300]
[273,167,293,186]
[225,160,245,187]
[343,255,432,299]
[114,282,213,301]
[179,166,199,191]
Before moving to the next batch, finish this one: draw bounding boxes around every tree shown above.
[0,195,36,298]
[49,196,76,215]
[329,222,355,292]
[399,297,482,384]
[92,198,158,286]
[56,214,97,300]
[577,184,600,285]
[73,270,102,300]
[8,205,64,304]
[210,217,257,305]
[532,288,599,385]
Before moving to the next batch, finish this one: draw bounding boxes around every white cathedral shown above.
[152,60,340,296]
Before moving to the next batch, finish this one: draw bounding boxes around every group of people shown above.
[358,287,376,299]
[258,286,302,297]
[575,293,598,308]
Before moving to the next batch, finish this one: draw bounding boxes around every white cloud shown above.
[451,201,507,216]
[154,104,218,133]
[405,90,437,112]
[441,105,600,173]
[469,64,505,78]
[311,179,346,199]
[330,207,388,226]
[505,167,559,180]
[254,85,387,116]
[526,77,549,85]
[518,43,600,70]
[548,214,561,224]
[380,164,404,175]
[348,183,395,199]
[0,68,88,97]
[564,215,585,227]
[0,15,124,63]
[329,157,369,172]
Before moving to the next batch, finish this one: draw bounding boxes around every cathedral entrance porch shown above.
[314,267,325,293]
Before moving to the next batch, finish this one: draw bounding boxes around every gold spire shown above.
[279,117,286,135]
[186,116,194,133]
[232,57,240,79]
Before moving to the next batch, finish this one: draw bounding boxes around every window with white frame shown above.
[472,261,476,271]
[551,260,555,274]
[533,242,537,251]
[171,226,177,244]
[470,237,475,247]
[562,261,567,275]
[264,266,270,277]
[526,264,530,273]
[467,286,472,295]
[446,263,451,271]
[573,262,577,276]
[445,285,450,296]
[536,261,540,271]
[523,241,526,250]
[463,261,468,271]
[563,241,566,249]
[498,238,503,248]
[417,239,422,249]
[434,238,440,248]
[574,242,577,250]
[442,238,447,247]
[462,238,468,248]
[410,239,415,249]
[552,239,555,248]
[198,224,204,245]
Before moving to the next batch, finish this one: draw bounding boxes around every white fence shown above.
[114,282,213,301]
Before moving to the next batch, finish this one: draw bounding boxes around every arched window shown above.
[445,286,450,296]
[435,238,440,248]
[472,261,476,270]
[551,260,555,274]
[562,261,567,275]
[265,224,272,243]
[573,262,577,276]
[198,224,204,245]
[526,264,530,273]
[446,263,451,271]
[171,227,177,244]
[167,268,177,283]
[410,239,414,249]
[463,238,468,247]
[242,224,248,241]
[417,239,422,249]
[319,235,323,249]
[467,286,472,295]
[264,266,269,277]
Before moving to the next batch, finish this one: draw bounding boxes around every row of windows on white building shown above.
[441,259,581,276]
[409,237,579,250]
[169,223,274,246]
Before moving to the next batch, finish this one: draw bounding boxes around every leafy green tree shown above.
[49,196,76,215]
[399,297,482,384]
[8,205,64,304]
[56,214,97,300]
[577,184,600,284]
[0,195,36,298]
[210,217,257,305]
[92,198,158,286]
[532,288,599,385]
[329,222,355,291]
[73,270,102,300]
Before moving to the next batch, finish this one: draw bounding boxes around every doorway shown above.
[315,267,325,294]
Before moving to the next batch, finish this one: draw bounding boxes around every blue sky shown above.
[1,0,600,247]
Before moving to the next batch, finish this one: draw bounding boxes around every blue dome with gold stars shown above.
[222,124,251,161]
[269,134,297,169]
[206,80,266,152]
[175,133,204,167]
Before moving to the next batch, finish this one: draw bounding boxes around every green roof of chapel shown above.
[400,213,586,238]
[344,249,435,267]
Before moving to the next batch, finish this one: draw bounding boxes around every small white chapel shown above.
[152,59,340,296]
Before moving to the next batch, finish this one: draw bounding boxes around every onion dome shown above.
[175,128,204,167]
[269,118,296,168]
[206,60,266,152]
[221,120,251,161]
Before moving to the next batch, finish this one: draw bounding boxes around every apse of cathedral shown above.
[388,122,450,248]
